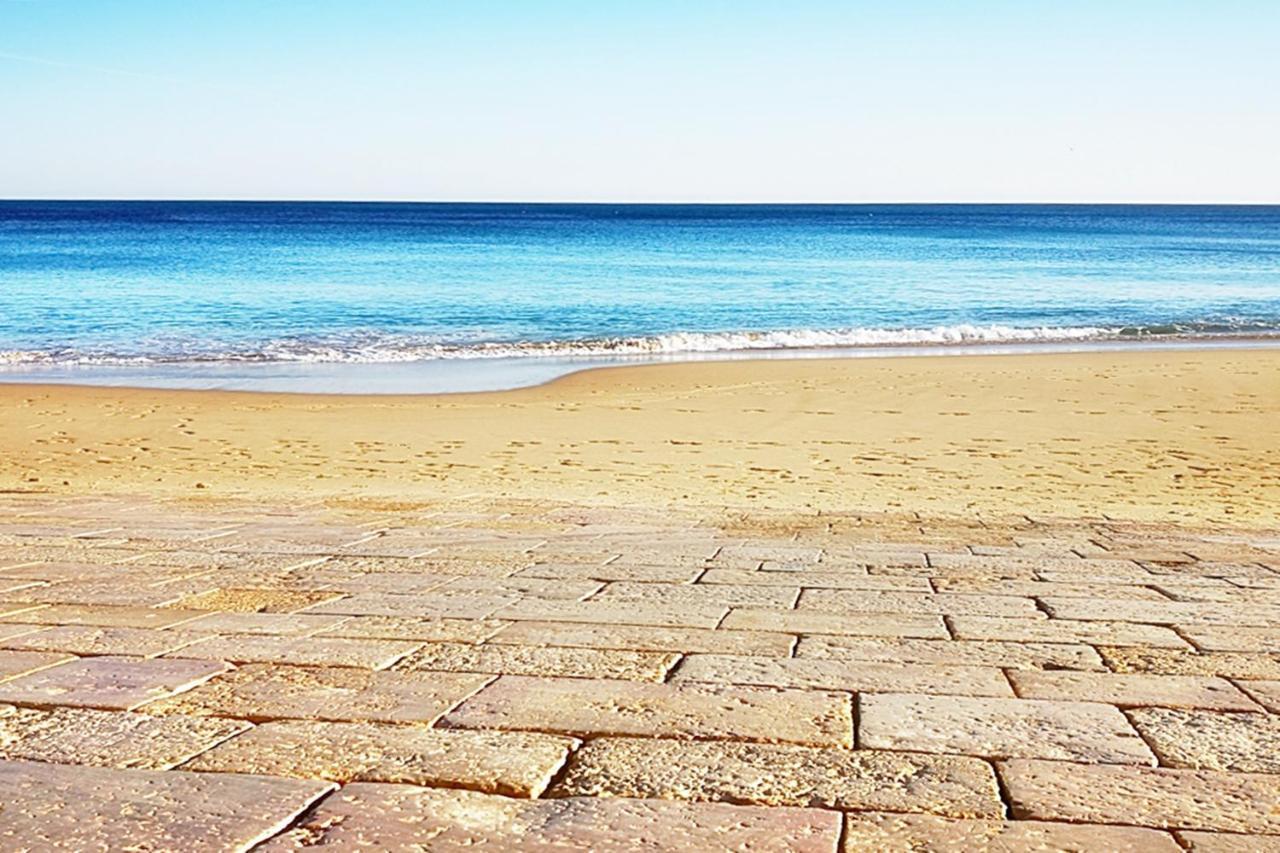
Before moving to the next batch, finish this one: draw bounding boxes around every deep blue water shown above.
[2,202,1279,371]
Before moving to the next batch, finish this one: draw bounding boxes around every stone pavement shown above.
[0,494,1277,850]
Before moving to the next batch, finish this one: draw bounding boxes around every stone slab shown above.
[796,636,1105,671]
[0,650,75,682]
[1,625,210,658]
[840,812,1182,852]
[489,620,794,657]
[495,599,728,628]
[1098,647,1280,680]
[1181,625,1280,653]
[1042,597,1280,627]
[1010,670,1263,711]
[306,591,518,619]
[723,609,949,639]
[177,612,349,636]
[1129,707,1280,772]
[700,568,932,591]
[593,581,801,608]
[674,654,1013,697]
[1176,831,1280,852]
[0,655,228,710]
[799,589,1040,617]
[1239,680,1280,712]
[0,603,210,629]
[393,642,677,681]
[949,615,1190,647]
[171,587,344,613]
[168,635,421,670]
[316,615,508,642]
[443,674,851,747]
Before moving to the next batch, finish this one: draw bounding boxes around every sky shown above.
[1,1,1277,202]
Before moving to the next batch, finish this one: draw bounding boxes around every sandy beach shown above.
[3,348,1277,525]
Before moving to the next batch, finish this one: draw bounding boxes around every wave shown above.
[2,322,1278,367]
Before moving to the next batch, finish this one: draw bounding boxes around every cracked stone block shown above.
[185,719,575,796]
[0,706,248,769]
[796,636,1105,671]
[840,812,1182,852]
[1000,758,1280,834]
[262,784,841,852]
[859,693,1155,765]
[673,655,1013,697]
[722,609,948,639]
[489,620,794,657]
[142,663,491,723]
[168,635,421,670]
[0,650,74,682]
[551,736,1002,818]
[393,642,678,681]
[1128,708,1280,772]
[1238,681,1280,712]
[443,674,851,747]
[1009,670,1262,711]
[0,758,333,851]
[0,655,228,710]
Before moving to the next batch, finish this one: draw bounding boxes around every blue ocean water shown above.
[1,202,1278,390]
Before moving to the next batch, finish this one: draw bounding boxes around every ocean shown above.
[2,201,1278,392]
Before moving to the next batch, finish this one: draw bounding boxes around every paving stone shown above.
[1176,831,1280,852]
[0,650,74,682]
[924,554,1143,576]
[1000,758,1280,834]
[443,674,851,747]
[931,578,1168,600]
[305,591,518,619]
[1180,625,1280,653]
[516,562,704,583]
[859,693,1155,764]
[799,589,1040,617]
[1127,708,1280,772]
[0,655,228,710]
[592,581,800,609]
[6,581,188,607]
[674,654,1013,697]
[1009,670,1262,711]
[394,642,677,681]
[490,621,793,657]
[700,568,931,591]
[796,636,1105,670]
[0,706,248,769]
[949,615,1190,647]
[170,635,422,669]
[0,758,333,851]
[0,625,210,657]
[552,736,1001,817]
[177,611,349,636]
[437,576,604,600]
[495,599,728,628]
[1098,646,1280,680]
[1042,596,1280,627]
[144,662,491,723]
[1239,681,1280,712]
[840,812,1182,852]
[262,784,841,852]
[170,587,344,613]
[723,608,949,639]
[0,603,210,629]
[315,614,508,642]
[185,719,575,796]
[0,624,41,643]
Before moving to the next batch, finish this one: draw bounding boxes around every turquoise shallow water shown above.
[1,202,1278,390]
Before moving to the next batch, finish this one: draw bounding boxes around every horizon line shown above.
[2,197,1279,207]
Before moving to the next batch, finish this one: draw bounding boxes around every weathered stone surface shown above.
[438,576,604,600]
[796,636,1105,671]
[171,587,343,613]
[0,650,74,682]
[489,620,794,656]
[1129,707,1280,772]
[949,615,1189,647]
[394,642,677,681]
[594,581,800,608]
[799,589,1040,617]
[1176,831,1280,852]
[0,625,210,657]
[1239,680,1280,712]
[0,603,209,629]
[1042,596,1280,627]
[185,719,575,796]
[1181,625,1280,653]
[0,706,248,769]
[674,655,1013,697]
[723,608,948,639]
[1098,646,1280,680]
[263,785,841,852]
[143,663,491,723]
[552,736,1002,817]
[517,562,704,583]
[178,611,349,636]
[932,578,1169,600]
[306,591,518,619]
[1000,758,1280,834]
[316,615,508,642]
[0,758,333,851]
[496,599,728,628]
[443,675,851,747]
[840,813,1182,852]
[1009,670,1262,711]
[860,693,1155,765]
[700,568,931,591]
[0,655,228,710]
[169,635,421,670]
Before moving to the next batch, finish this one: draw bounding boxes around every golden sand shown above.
[2,348,1277,525]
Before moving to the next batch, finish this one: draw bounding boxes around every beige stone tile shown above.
[799,589,1040,617]
[592,581,800,608]
[1180,625,1280,653]
[1098,647,1280,680]
[0,603,210,629]
[0,650,75,682]
[436,576,604,600]
[394,642,677,681]
[305,591,517,619]
[0,655,228,710]
[315,615,507,642]
[860,693,1155,765]
[262,784,840,852]
[1238,680,1280,712]
[516,562,704,583]
[443,674,851,747]
[5,581,187,607]
[177,612,348,636]
[143,663,491,723]
[674,654,1012,697]
[723,608,948,639]
[489,620,794,657]
[841,812,1182,852]
[932,578,1168,600]
[495,599,728,629]
[169,635,421,670]
[949,615,1190,647]
[0,758,333,851]
[552,736,1001,817]
[1042,596,1279,627]
[701,568,931,591]
[1009,670,1262,711]
[0,624,42,643]
[0,706,248,770]
[170,587,344,613]
[797,636,1105,670]
[0,626,210,658]
[185,719,575,796]
[1000,758,1280,834]
[1176,831,1280,852]
[1128,708,1280,773]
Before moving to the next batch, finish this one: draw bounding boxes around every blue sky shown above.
[1,1,1276,201]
